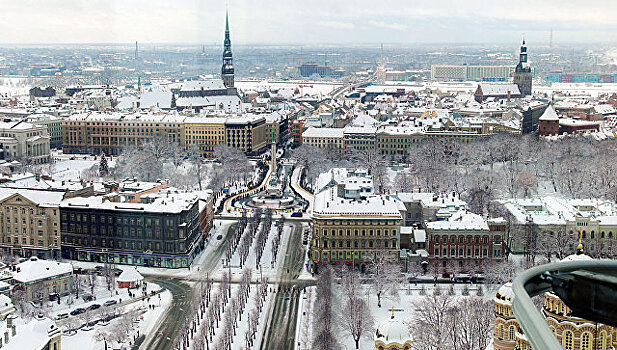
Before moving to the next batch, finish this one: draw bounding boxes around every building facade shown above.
[60,192,202,268]
[0,120,50,164]
[62,113,185,156]
[426,212,505,274]
[184,117,226,157]
[0,189,63,259]
[311,187,403,271]
[11,257,73,301]
[431,65,513,82]
[224,115,267,155]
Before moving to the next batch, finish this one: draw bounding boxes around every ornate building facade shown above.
[492,251,617,350]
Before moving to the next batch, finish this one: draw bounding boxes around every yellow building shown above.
[311,188,403,271]
[62,112,186,155]
[184,117,226,157]
[0,189,64,259]
[492,252,617,350]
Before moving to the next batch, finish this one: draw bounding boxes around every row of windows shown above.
[434,247,497,257]
[3,236,52,246]
[321,228,395,237]
[62,235,185,252]
[322,238,397,249]
[434,235,499,244]
[4,207,52,215]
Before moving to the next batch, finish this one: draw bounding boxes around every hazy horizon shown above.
[3,0,617,45]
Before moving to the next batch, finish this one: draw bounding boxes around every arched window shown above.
[581,332,592,350]
[509,325,516,340]
[598,330,607,350]
[499,325,503,339]
[562,330,573,350]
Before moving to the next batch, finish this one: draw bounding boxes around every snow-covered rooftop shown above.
[12,257,72,284]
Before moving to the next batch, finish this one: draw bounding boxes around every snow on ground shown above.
[62,290,172,350]
[0,76,32,97]
[299,282,494,350]
[39,273,161,318]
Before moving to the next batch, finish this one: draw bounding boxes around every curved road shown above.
[140,277,195,350]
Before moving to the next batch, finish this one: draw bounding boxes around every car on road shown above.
[88,304,101,310]
[290,212,303,217]
[70,308,86,316]
[103,300,118,307]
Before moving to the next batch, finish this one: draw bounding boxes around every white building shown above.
[498,196,617,256]
[10,257,73,301]
[0,120,50,164]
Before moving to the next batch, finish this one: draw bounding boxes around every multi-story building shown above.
[431,65,513,82]
[426,211,505,274]
[224,115,267,155]
[301,127,344,152]
[62,112,186,155]
[0,120,50,164]
[311,169,403,271]
[184,117,226,157]
[498,196,617,257]
[60,191,202,268]
[26,114,62,149]
[0,312,62,349]
[375,126,424,156]
[291,118,304,147]
[0,188,63,259]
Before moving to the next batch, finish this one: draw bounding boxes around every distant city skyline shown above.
[2,0,617,45]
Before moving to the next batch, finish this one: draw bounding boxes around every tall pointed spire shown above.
[222,9,234,88]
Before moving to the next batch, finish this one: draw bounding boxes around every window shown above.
[562,330,573,350]
[580,332,592,350]
[598,331,607,350]
[509,326,515,340]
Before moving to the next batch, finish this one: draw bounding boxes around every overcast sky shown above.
[2,0,617,45]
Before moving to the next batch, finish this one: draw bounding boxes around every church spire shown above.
[222,9,234,88]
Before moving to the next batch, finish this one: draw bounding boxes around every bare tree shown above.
[341,295,374,349]
[368,252,402,307]
[411,294,453,350]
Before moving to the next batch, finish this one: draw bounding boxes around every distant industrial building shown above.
[298,63,344,78]
[431,65,513,82]
[546,72,617,83]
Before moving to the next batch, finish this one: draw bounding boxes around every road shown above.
[259,222,310,350]
[139,277,195,350]
[139,222,233,350]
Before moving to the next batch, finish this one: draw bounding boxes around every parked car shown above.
[55,313,69,320]
[82,294,95,302]
[70,308,86,316]
[291,212,303,217]
[103,300,118,307]
[87,304,101,310]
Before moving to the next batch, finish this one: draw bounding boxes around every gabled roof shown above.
[539,105,559,121]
